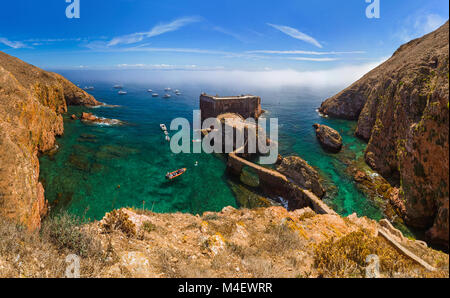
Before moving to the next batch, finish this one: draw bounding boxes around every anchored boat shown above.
[165,168,186,180]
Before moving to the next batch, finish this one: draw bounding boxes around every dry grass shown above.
[313,228,448,278]
[0,215,109,277]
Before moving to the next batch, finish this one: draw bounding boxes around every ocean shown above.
[39,80,383,221]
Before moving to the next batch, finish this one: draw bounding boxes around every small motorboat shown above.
[164,131,169,136]
[175,92,181,96]
[147,89,153,93]
[114,85,123,89]
[160,124,167,131]
[165,136,171,142]
[163,94,171,98]
[84,86,94,90]
[164,87,172,91]
[118,90,127,95]
[152,93,159,97]
[165,168,186,180]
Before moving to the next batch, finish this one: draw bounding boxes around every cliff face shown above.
[320,22,449,246]
[0,51,100,230]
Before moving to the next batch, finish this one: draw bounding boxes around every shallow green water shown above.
[39,83,383,221]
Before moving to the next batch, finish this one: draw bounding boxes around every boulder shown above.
[313,124,343,153]
[276,156,325,198]
[354,171,367,182]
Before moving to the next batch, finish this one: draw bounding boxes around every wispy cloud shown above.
[289,57,339,62]
[89,45,366,63]
[24,38,83,43]
[0,37,27,49]
[212,26,245,42]
[107,17,201,47]
[246,50,365,55]
[396,13,446,42]
[115,63,224,71]
[267,23,322,48]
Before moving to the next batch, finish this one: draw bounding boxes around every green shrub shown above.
[41,212,101,258]
[101,209,136,237]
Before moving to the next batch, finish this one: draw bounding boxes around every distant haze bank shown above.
[52,60,384,93]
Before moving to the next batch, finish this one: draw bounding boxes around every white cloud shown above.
[115,63,222,70]
[267,23,322,48]
[107,17,201,46]
[212,26,245,42]
[397,13,446,42]
[0,37,27,49]
[289,57,339,62]
[70,59,385,92]
[246,50,365,55]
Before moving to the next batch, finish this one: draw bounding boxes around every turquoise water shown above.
[39,82,383,221]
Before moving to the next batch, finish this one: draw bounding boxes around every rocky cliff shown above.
[0,51,100,230]
[320,22,449,246]
[1,207,448,277]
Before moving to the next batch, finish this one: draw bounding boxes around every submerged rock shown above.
[276,156,325,198]
[313,124,343,153]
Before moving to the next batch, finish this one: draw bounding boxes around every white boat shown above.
[163,94,171,98]
[175,92,181,96]
[113,85,123,89]
[118,90,127,95]
[152,93,159,97]
[164,87,171,91]
[160,124,167,131]
[84,86,94,90]
[164,131,169,136]
[165,136,170,142]
[174,89,180,93]
[147,89,153,92]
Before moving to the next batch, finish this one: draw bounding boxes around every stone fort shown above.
[199,93,262,121]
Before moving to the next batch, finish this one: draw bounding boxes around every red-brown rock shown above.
[0,50,100,231]
[319,22,449,246]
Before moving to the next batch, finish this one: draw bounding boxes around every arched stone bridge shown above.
[227,152,336,215]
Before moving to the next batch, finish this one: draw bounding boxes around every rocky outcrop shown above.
[276,156,325,198]
[0,51,100,230]
[319,22,449,246]
[313,124,343,153]
[80,112,124,126]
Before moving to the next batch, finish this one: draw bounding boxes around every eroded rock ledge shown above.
[0,51,100,230]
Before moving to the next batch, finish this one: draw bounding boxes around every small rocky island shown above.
[313,123,343,153]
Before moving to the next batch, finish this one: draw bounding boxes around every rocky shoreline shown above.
[320,22,449,246]
[0,51,100,230]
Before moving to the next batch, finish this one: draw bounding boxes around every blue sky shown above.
[0,0,448,72]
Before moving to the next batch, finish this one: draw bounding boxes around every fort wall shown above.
[200,93,262,121]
